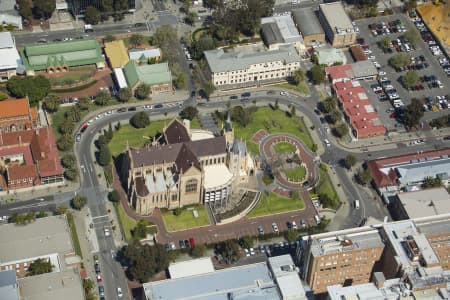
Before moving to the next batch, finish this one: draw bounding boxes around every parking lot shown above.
[355,14,450,126]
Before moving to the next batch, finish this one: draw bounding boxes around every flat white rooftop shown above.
[168,257,214,279]
[397,187,450,219]
[190,129,215,141]
[203,164,233,190]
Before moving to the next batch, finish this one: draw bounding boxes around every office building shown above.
[268,255,307,300]
[204,43,301,88]
[318,2,356,47]
[302,226,385,294]
[292,8,325,47]
[0,32,21,81]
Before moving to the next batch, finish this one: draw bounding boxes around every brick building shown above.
[0,98,39,132]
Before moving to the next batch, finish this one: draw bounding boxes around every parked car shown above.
[272,223,279,233]
[117,287,123,298]
[257,226,264,235]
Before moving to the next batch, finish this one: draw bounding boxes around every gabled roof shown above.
[164,119,190,144]
[104,40,129,68]
[123,60,172,88]
[175,143,200,172]
[292,7,324,36]
[128,48,161,60]
[7,164,38,181]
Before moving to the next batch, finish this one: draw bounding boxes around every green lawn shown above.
[233,107,314,155]
[247,192,304,218]
[277,82,311,95]
[66,213,83,258]
[109,121,166,157]
[312,169,340,209]
[190,117,201,129]
[285,166,306,181]
[114,203,138,241]
[49,73,92,86]
[162,205,210,232]
[274,142,296,153]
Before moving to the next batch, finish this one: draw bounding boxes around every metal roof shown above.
[261,15,303,44]
[204,44,300,73]
[261,22,284,45]
[123,61,172,88]
[292,7,324,36]
[168,258,214,279]
[143,262,281,300]
[396,156,450,184]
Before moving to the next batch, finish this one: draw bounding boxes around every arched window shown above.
[185,179,198,193]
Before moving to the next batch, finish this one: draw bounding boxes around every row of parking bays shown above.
[355,14,450,130]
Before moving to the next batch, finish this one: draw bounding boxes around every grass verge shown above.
[103,165,113,187]
[312,169,340,209]
[274,142,296,153]
[114,203,138,241]
[285,166,306,181]
[109,121,166,157]
[66,213,83,258]
[276,82,311,95]
[162,205,210,232]
[247,192,304,218]
[233,107,314,155]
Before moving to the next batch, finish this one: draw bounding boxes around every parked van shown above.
[315,215,321,225]
[354,200,360,209]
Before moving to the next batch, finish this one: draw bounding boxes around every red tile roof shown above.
[350,45,367,62]
[325,64,353,82]
[368,148,450,188]
[7,164,38,181]
[333,81,386,138]
[0,98,30,119]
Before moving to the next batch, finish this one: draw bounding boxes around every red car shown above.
[97,274,102,283]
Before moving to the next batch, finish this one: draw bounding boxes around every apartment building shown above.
[204,44,301,88]
[302,227,385,294]
[318,2,356,47]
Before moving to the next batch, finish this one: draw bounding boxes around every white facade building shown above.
[204,44,301,88]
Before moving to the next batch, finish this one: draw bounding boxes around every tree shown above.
[215,240,241,264]
[129,34,145,47]
[37,211,48,218]
[59,119,74,135]
[327,109,342,124]
[10,212,36,225]
[180,106,198,120]
[66,106,81,122]
[344,154,357,169]
[117,87,132,102]
[6,76,51,105]
[191,35,216,59]
[130,111,150,128]
[55,206,68,215]
[310,65,325,84]
[132,220,151,239]
[202,81,216,99]
[98,145,111,166]
[190,244,207,258]
[404,98,424,129]
[404,29,420,47]
[239,236,254,249]
[106,123,114,142]
[109,190,121,204]
[104,34,116,43]
[319,193,333,208]
[95,90,111,106]
[43,95,60,113]
[292,68,306,85]
[61,154,77,169]
[402,70,419,89]
[135,84,151,100]
[174,72,188,90]
[389,53,411,69]
[57,134,74,151]
[152,25,179,62]
[64,168,78,181]
[356,168,372,185]
[33,0,56,19]
[77,96,91,111]
[421,176,442,189]
[121,241,170,283]
[334,123,349,138]
[95,134,108,149]
[231,106,253,127]
[27,258,52,276]
[182,0,192,12]
[379,36,392,50]
[85,6,100,25]
[72,195,87,210]
[321,96,337,113]
[18,0,32,20]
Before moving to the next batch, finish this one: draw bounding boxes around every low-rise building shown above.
[367,148,450,194]
[0,98,39,132]
[260,15,306,54]
[350,45,367,62]
[318,2,356,47]
[204,44,301,88]
[0,215,79,278]
[0,270,19,300]
[0,0,22,30]
[268,255,307,300]
[314,48,347,66]
[128,48,162,63]
[104,40,129,68]
[144,261,287,300]
[390,187,450,220]
[326,61,378,83]
[292,7,325,47]
[123,60,172,94]
[0,32,21,82]
[20,39,105,74]
[333,80,386,139]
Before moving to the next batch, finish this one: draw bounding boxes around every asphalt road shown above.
[0,192,74,217]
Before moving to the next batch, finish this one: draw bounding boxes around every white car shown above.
[280,91,288,96]
[104,227,110,237]
[117,287,123,298]
[249,248,255,255]
[378,71,386,76]
[143,105,153,110]
[272,223,279,233]
[324,139,331,147]
[244,248,250,257]
[291,221,298,230]
[368,55,376,60]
